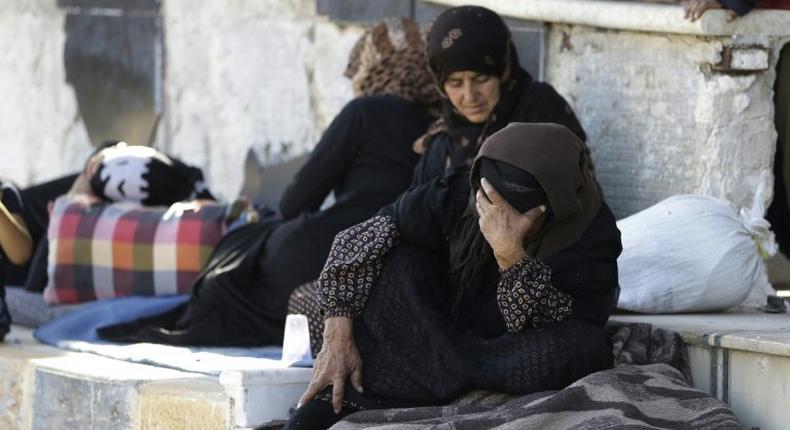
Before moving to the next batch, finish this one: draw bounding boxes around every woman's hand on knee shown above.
[297,317,363,414]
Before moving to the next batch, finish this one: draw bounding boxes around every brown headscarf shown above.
[345,17,441,113]
[447,123,600,315]
[472,122,601,258]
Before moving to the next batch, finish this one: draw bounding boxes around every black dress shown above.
[99,95,434,346]
[302,167,621,408]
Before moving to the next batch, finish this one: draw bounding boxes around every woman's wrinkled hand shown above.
[297,317,363,414]
[476,178,546,270]
[682,0,737,22]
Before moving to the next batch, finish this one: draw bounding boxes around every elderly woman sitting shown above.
[284,123,622,429]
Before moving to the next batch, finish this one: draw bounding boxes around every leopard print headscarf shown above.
[345,17,441,114]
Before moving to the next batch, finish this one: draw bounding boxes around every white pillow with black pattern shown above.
[89,143,213,206]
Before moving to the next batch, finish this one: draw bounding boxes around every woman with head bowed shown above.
[411,5,589,185]
[284,123,621,429]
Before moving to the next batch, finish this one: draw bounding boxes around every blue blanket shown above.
[35,295,190,344]
[34,295,311,375]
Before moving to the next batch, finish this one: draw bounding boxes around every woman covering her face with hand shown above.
[411,5,588,185]
[284,123,622,430]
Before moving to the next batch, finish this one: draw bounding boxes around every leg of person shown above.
[468,319,613,395]
[282,399,354,430]
[4,174,79,287]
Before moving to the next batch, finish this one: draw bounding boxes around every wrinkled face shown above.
[443,71,501,124]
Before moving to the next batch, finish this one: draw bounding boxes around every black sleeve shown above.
[279,99,365,220]
[542,204,622,326]
[1,182,24,215]
[719,0,757,15]
[379,167,471,250]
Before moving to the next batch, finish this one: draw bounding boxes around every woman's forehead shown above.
[446,70,487,80]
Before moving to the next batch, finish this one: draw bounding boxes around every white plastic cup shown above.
[281,314,312,365]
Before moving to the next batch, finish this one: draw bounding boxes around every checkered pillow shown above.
[44,196,227,305]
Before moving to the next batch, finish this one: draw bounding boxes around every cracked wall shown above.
[545,24,777,218]
[0,1,93,186]
[1,0,361,200]
[153,0,362,200]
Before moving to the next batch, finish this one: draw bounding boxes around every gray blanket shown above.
[308,322,739,430]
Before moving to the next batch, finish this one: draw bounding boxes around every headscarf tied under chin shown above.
[447,122,601,316]
[420,5,532,158]
[345,17,441,114]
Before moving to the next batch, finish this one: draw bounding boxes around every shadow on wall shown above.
[59,0,162,148]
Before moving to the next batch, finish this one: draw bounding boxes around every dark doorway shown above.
[58,0,163,148]
[767,43,790,289]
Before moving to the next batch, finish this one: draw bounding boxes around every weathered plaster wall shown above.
[154,0,362,200]
[545,25,777,218]
[0,1,92,186]
[1,0,360,200]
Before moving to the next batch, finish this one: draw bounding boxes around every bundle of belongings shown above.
[616,195,777,313]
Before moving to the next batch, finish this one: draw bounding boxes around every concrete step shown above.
[612,310,790,430]
[0,326,311,430]
[8,312,786,429]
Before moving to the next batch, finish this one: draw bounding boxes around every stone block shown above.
[729,47,770,71]
[137,378,230,430]
[31,368,136,430]
[0,345,39,430]
[220,368,313,427]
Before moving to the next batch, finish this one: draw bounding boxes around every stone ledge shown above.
[425,0,790,36]
[611,310,790,357]
[0,326,312,429]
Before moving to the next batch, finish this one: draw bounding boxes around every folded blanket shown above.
[331,363,738,430]
[325,322,738,430]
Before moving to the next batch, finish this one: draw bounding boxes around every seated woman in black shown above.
[412,5,588,185]
[285,123,622,429]
[97,18,441,346]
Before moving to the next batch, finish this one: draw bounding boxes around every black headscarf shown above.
[426,6,532,159]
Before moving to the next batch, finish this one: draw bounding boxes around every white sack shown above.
[616,195,776,313]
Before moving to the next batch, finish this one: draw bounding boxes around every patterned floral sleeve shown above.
[317,215,400,319]
[497,256,573,333]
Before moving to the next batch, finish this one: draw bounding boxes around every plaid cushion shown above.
[44,196,226,305]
